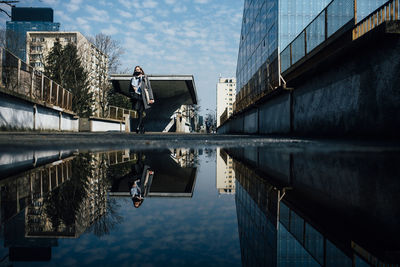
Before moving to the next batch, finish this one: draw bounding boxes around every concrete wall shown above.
[0,94,34,129]
[293,33,400,136]
[259,93,291,134]
[244,108,258,134]
[0,93,78,131]
[90,118,125,132]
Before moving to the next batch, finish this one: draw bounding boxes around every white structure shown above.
[216,77,236,127]
[216,148,236,195]
[0,93,78,131]
[26,31,108,113]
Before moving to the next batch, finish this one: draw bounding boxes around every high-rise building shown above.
[236,0,388,98]
[216,148,235,195]
[216,77,236,127]
[6,7,60,61]
[26,31,108,113]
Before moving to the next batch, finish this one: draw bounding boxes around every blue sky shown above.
[1,0,244,115]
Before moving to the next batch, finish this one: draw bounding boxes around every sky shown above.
[0,0,244,116]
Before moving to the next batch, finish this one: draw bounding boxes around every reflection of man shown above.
[129,153,154,208]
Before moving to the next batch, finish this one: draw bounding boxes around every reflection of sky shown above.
[14,152,241,267]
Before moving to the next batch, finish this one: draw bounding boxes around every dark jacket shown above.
[129,75,154,110]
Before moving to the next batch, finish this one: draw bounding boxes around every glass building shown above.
[233,158,372,267]
[6,7,60,61]
[236,0,388,98]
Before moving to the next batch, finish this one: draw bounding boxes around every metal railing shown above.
[280,0,354,73]
[100,105,137,121]
[234,54,280,114]
[0,47,73,112]
[353,0,400,40]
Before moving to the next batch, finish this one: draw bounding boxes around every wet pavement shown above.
[0,134,399,266]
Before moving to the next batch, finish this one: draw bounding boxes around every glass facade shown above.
[236,0,391,99]
[6,7,60,61]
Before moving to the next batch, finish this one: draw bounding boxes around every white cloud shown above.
[117,9,132,18]
[101,25,119,35]
[194,0,210,4]
[142,16,154,24]
[113,19,123,25]
[41,0,59,5]
[173,6,187,13]
[55,10,72,22]
[127,21,144,31]
[143,0,158,8]
[165,0,176,4]
[118,0,133,9]
[86,5,110,22]
[65,0,83,12]
[76,17,91,34]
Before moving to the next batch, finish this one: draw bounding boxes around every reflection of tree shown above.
[87,153,123,237]
[43,153,92,232]
[88,197,122,237]
[40,152,123,237]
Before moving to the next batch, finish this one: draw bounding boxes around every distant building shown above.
[6,7,60,61]
[26,31,108,113]
[216,148,235,195]
[216,77,236,127]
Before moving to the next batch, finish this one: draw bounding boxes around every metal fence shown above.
[280,0,354,73]
[0,47,73,112]
[353,0,400,40]
[234,53,280,114]
[101,105,137,121]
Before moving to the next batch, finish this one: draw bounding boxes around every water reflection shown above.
[0,148,199,264]
[109,149,198,198]
[225,147,400,266]
[1,143,398,266]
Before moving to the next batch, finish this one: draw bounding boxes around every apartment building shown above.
[216,77,236,127]
[26,31,108,113]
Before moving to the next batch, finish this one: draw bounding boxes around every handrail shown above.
[280,0,354,73]
[0,46,74,112]
[353,0,399,40]
[101,105,137,121]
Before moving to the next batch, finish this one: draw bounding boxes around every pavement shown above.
[0,131,399,152]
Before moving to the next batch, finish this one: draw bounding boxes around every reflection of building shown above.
[25,153,108,239]
[170,148,197,168]
[216,148,235,195]
[26,31,108,112]
[6,7,60,61]
[109,150,198,198]
[228,147,400,266]
[0,154,74,262]
[216,77,236,127]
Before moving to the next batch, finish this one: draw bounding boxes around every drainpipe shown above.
[33,104,37,130]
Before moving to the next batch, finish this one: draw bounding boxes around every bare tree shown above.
[0,1,18,18]
[87,33,124,117]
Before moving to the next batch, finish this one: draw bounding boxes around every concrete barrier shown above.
[0,93,78,131]
[79,117,125,132]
